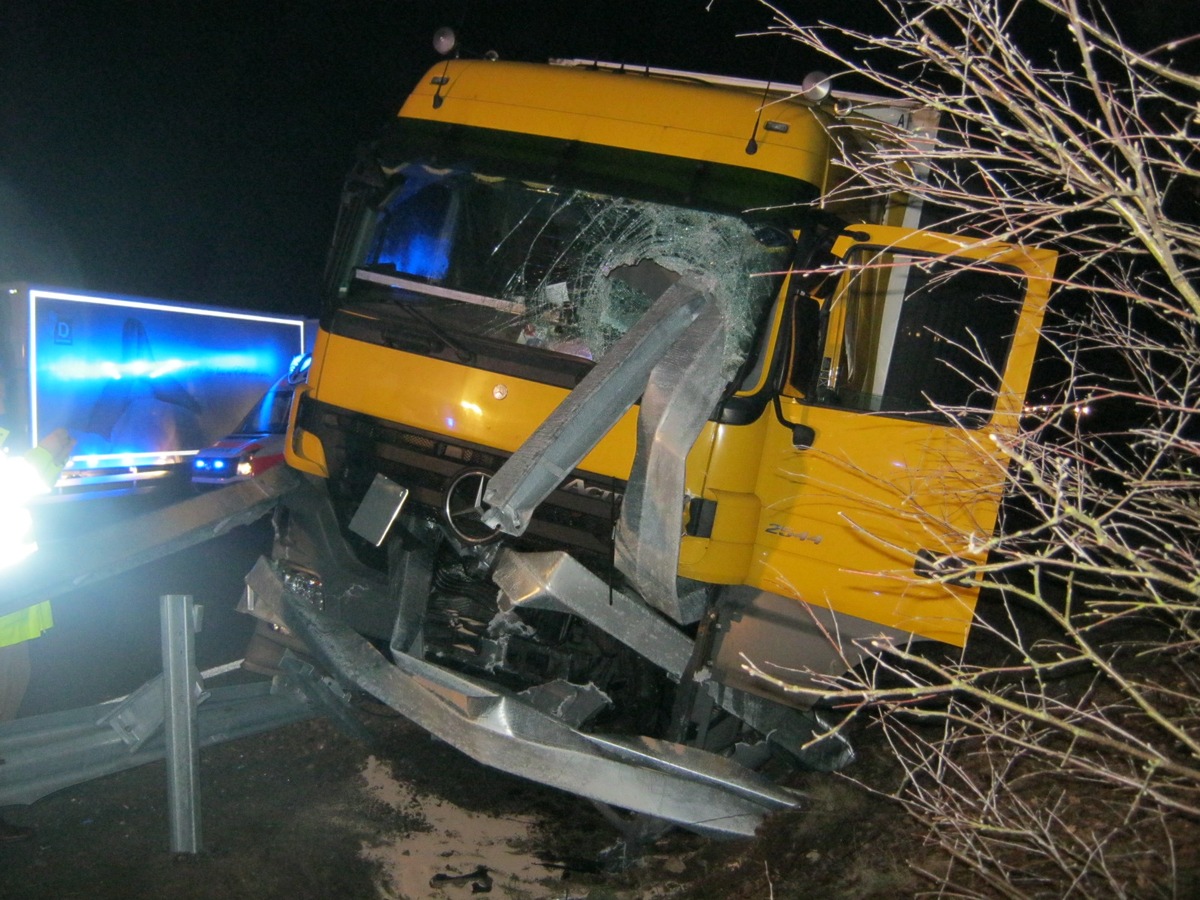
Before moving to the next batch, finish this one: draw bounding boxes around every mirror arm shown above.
[772,394,816,449]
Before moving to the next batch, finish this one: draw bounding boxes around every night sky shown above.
[0,0,834,318]
[2,1,1188,319]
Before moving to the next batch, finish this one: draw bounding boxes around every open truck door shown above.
[706,224,1056,702]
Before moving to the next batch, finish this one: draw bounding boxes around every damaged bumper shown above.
[245,558,800,838]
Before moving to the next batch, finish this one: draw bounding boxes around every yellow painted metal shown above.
[291,59,1059,654]
[677,489,763,581]
[283,387,329,478]
[678,415,770,583]
[750,398,989,646]
[308,330,640,479]
[402,61,833,188]
[284,328,330,477]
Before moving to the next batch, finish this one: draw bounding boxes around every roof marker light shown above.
[433,27,457,56]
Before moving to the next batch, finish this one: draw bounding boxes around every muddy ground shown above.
[1,692,922,900]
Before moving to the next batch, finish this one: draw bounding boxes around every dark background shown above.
[0,0,838,317]
[2,0,1185,318]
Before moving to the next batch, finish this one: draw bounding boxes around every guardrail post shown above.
[161,593,202,853]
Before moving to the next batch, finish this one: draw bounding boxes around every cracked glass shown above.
[342,151,799,379]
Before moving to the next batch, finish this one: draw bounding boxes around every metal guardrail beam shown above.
[0,676,315,808]
[2,465,304,617]
[482,275,714,536]
[259,561,800,839]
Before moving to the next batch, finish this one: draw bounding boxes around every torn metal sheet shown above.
[273,569,800,838]
[386,534,435,658]
[482,274,716,536]
[613,300,729,624]
[516,679,611,728]
[248,479,397,641]
[711,586,916,704]
[492,548,854,771]
[491,548,694,679]
[699,682,855,773]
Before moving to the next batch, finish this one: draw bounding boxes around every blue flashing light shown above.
[47,352,275,383]
[287,353,313,384]
[369,169,455,280]
[25,288,308,485]
[376,234,450,281]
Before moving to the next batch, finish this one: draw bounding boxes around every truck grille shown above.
[298,397,623,561]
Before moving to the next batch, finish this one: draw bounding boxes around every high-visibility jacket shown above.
[0,439,65,647]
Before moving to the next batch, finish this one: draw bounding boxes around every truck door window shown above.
[805,248,1025,425]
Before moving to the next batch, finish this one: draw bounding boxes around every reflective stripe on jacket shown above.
[0,601,54,648]
[0,439,65,643]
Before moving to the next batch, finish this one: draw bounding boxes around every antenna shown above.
[745,41,784,155]
[745,87,768,155]
[431,28,457,109]
[431,0,472,109]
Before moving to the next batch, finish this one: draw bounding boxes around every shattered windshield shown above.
[335,128,809,378]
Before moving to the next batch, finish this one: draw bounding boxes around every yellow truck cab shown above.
[262,55,1055,837]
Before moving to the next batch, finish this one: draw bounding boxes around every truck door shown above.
[749,224,1055,649]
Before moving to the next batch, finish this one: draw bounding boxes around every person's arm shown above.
[24,428,76,489]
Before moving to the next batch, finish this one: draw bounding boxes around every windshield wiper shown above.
[355,268,524,314]
[354,268,475,363]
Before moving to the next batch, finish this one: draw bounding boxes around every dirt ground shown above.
[0,687,921,900]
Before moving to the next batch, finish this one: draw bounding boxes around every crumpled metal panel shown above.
[613,301,729,624]
[482,275,716,536]
[255,478,397,641]
[698,682,855,773]
[492,548,855,771]
[0,679,313,807]
[711,585,915,705]
[268,566,800,838]
[516,679,611,728]
[491,548,693,679]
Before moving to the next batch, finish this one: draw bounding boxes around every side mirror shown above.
[791,423,816,449]
[773,396,817,449]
